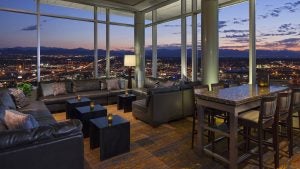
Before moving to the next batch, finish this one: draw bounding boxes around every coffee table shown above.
[76,104,107,137]
[89,115,130,160]
[66,97,91,119]
[117,94,136,112]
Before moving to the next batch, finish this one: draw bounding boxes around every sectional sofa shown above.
[0,89,83,169]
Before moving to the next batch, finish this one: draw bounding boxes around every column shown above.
[181,0,187,79]
[37,0,40,82]
[201,0,219,90]
[192,0,197,81]
[134,12,145,88]
[106,9,110,77]
[152,10,157,78]
[94,6,98,78]
[249,0,256,84]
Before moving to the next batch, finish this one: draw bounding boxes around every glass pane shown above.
[40,0,93,19]
[40,16,94,81]
[0,11,37,86]
[98,7,106,22]
[157,19,181,80]
[110,25,134,77]
[219,1,249,83]
[98,23,106,77]
[145,27,152,77]
[187,16,192,79]
[0,0,36,12]
[257,0,300,84]
[145,11,152,25]
[110,9,134,25]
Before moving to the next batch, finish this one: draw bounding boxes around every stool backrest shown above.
[277,91,291,114]
[260,95,277,123]
[291,88,300,111]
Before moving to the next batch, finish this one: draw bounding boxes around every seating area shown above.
[1,0,300,169]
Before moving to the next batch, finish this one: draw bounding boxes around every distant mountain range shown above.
[0,47,300,59]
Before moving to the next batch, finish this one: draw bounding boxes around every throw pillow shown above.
[73,79,101,92]
[106,79,120,90]
[0,89,17,110]
[160,80,174,88]
[8,88,30,109]
[40,83,54,97]
[119,79,126,89]
[2,109,39,130]
[53,82,67,96]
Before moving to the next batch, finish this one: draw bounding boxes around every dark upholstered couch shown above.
[0,89,84,169]
[38,78,146,113]
[132,83,198,127]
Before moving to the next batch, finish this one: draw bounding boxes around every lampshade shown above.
[124,55,136,67]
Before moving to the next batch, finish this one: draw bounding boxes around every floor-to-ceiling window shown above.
[40,2,94,80]
[145,26,152,77]
[219,1,249,84]
[0,0,37,86]
[157,19,181,80]
[257,0,300,84]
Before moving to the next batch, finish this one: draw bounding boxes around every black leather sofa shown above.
[0,89,83,169]
[132,83,197,127]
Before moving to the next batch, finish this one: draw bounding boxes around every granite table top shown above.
[195,84,289,106]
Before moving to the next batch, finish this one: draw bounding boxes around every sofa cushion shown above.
[144,78,157,88]
[73,79,101,92]
[2,109,39,130]
[40,83,55,97]
[8,88,30,109]
[53,82,67,96]
[106,79,120,90]
[39,93,76,105]
[108,89,126,96]
[0,119,82,150]
[160,80,175,88]
[18,101,51,114]
[76,90,109,99]
[0,89,16,110]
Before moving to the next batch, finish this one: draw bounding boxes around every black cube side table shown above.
[89,115,130,160]
[66,97,91,119]
[117,94,136,112]
[76,104,107,137]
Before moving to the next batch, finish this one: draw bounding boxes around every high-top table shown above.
[194,84,288,169]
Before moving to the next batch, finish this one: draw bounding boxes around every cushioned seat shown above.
[40,93,76,104]
[18,101,50,113]
[76,90,109,98]
[108,89,126,96]
[238,110,260,123]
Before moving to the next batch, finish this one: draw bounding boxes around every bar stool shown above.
[238,95,277,169]
[291,88,300,131]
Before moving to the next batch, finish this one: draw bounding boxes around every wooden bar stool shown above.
[238,95,277,169]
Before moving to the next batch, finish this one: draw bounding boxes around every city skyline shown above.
[0,0,299,52]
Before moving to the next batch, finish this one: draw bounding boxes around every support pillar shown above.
[152,10,157,78]
[181,0,187,79]
[134,12,145,88]
[37,0,40,82]
[94,6,98,78]
[106,9,110,77]
[249,0,256,84]
[201,0,219,90]
[192,0,197,81]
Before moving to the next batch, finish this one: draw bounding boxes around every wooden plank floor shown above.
[54,105,300,169]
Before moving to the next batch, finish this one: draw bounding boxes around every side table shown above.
[117,94,136,112]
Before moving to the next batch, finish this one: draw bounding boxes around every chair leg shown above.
[192,111,196,149]
[258,128,264,169]
[288,114,293,157]
[273,122,279,169]
[243,126,248,152]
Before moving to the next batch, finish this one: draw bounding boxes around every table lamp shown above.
[124,55,136,89]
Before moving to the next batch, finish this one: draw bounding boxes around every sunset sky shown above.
[0,0,299,51]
